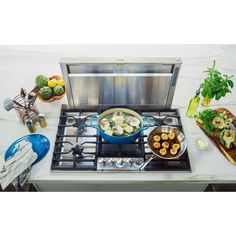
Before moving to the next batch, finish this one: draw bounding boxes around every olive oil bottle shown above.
[38,113,47,128]
[186,89,200,118]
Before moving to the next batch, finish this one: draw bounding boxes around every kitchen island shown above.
[0,45,236,191]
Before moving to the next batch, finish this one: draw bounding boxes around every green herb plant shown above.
[201,60,234,101]
[195,109,218,133]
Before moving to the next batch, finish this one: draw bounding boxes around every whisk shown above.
[3,97,38,114]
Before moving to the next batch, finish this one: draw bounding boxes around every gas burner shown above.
[72,145,84,156]
[77,126,87,136]
[144,115,181,127]
[70,116,89,135]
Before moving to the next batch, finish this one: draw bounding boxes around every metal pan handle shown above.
[90,115,99,129]
[141,116,150,131]
[139,154,156,171]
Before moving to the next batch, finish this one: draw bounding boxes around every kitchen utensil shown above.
[3,89,46,133]
[139,154,156,171]
[28,86,39,104]
[3,98,15,111]
[11,99,38,114]
[90,107,150,144]
[20,88,27,107]
[140,125,187,170]
[13,91,39,124]
[5,134,50,165]
[4,100,29,120]
[196,107,236,165]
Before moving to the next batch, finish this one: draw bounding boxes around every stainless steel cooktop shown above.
[51,105,191,172]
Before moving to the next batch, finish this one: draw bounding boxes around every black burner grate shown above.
[97,136,145,157]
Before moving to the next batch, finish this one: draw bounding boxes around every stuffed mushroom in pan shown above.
[161,133,169,140]
[162,141,170,149]
[170,148,178,155]
[172,143,180,150]
[159,148,167,156]
[151,131,181,158]
[153,142,161,149]
[168,132,175,140]
[153,135,161,142]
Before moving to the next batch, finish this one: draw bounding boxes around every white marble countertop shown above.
[1,45,236,183]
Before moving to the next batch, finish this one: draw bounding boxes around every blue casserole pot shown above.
[90,108,150,144]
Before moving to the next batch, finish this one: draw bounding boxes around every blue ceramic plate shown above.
[4,134,50,165]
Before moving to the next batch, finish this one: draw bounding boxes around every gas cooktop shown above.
[51,105,191,172]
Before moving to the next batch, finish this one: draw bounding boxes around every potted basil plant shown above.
[201,60,234,106]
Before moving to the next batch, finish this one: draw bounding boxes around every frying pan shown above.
[140,125,187,170]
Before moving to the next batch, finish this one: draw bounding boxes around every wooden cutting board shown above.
[196,107,236,165]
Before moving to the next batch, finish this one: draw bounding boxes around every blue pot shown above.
[90,108,150,144]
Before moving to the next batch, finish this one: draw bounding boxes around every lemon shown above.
[57,79,64,86]
[48,79,57,88]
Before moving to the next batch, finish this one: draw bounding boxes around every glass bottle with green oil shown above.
[38,113,47,128]
[186,88,201,118]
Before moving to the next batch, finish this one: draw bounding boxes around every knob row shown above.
[99,158,142,168]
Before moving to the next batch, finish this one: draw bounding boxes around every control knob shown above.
[126,158,133,166]
[134,159,143,167]
[99,158,106,166]
[116,159,125,168]
[108,159,115,166]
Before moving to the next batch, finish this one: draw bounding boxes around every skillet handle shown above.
[139,154,156,171]
[141,116,150,131]
[90,115,99,129]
